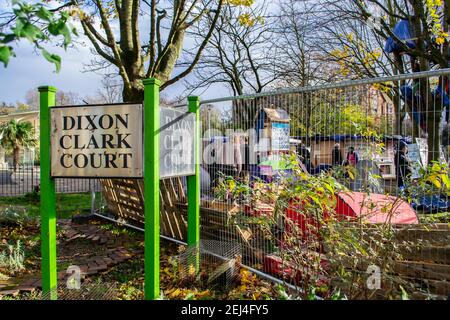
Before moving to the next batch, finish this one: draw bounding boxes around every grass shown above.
[97,223,140,239]
[0,192,101,219]
[418,211,450,224]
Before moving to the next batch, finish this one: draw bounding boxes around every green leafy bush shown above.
[0,205,35,226]
[214,153,412,299]
[0,240,25,273]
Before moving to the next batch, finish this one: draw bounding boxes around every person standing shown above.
[345,146,359,167]
[233,134,243,175]
[395,141,412,189]
[297,141,311,172]
[331,143,343,166]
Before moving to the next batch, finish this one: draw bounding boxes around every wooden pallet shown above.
[100,178,262,259]
[100,179,251,246]
[100,178,188,241]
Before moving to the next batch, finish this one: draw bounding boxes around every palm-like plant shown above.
[0,120,37,172]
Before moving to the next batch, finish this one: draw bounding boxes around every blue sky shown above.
[0,32,201,105]
[0,1,226,105]
[0,0,100,104]
[0,40,104,104]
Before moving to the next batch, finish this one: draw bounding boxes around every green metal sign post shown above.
[143,78,161,300]
[187,96,201,270]
[38,86,58,300]
[187,96,200,243]
[38,80,201,301]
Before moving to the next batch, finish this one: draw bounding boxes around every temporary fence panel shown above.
[195,69,450,299]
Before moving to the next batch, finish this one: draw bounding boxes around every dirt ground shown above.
[0,217,285,300]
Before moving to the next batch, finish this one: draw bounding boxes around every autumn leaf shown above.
[436,37,445,45]
[188,264,196,277]
[169,288,182,298]
[440,174,450,189]
[429,175,441,189]
[347,169,355,180]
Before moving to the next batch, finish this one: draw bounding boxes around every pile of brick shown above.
[0,219,141,298]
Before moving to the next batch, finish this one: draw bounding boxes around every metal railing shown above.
[0,164,101,197]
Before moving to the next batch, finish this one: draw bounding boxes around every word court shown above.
[50,104,143,177]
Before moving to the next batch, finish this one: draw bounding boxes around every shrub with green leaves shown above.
[407,161,450,198]
[0,240,25,273]
[214,152,413,299]
[0,205,34,226]
[0,0,77,71]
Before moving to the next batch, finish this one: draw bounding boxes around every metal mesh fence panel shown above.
[36,282,119,300]
[3,70,449,299]
[195,69,450,299]
[171,240,241,290]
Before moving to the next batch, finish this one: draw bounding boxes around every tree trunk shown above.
[13,147,20,172]
[121,28,186,103]
[392,97,403,136]
[392,53,407,136]
[122,80,144,103]
[427,99,442,164]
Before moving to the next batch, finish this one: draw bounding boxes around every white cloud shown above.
[0,1,230,105]
[0,40,104,104]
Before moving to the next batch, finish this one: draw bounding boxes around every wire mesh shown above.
[36,282,119,300]
[171,240,241,290]
[6,69,448,299]
[197,70,450,299]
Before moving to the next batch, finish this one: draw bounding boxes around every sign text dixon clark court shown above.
[50,104,143,178]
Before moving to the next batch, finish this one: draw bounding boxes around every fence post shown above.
[187,96,200,247]
[38,86,57,300]
[143,78,160,300]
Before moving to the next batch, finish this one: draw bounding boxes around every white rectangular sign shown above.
[407,143,422,179]
[160,108,195,178]
[50,104,143,177]
[416,138,428,166]
[271,122,290,151]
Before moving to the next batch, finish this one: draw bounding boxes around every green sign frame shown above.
[39,79,200,300]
